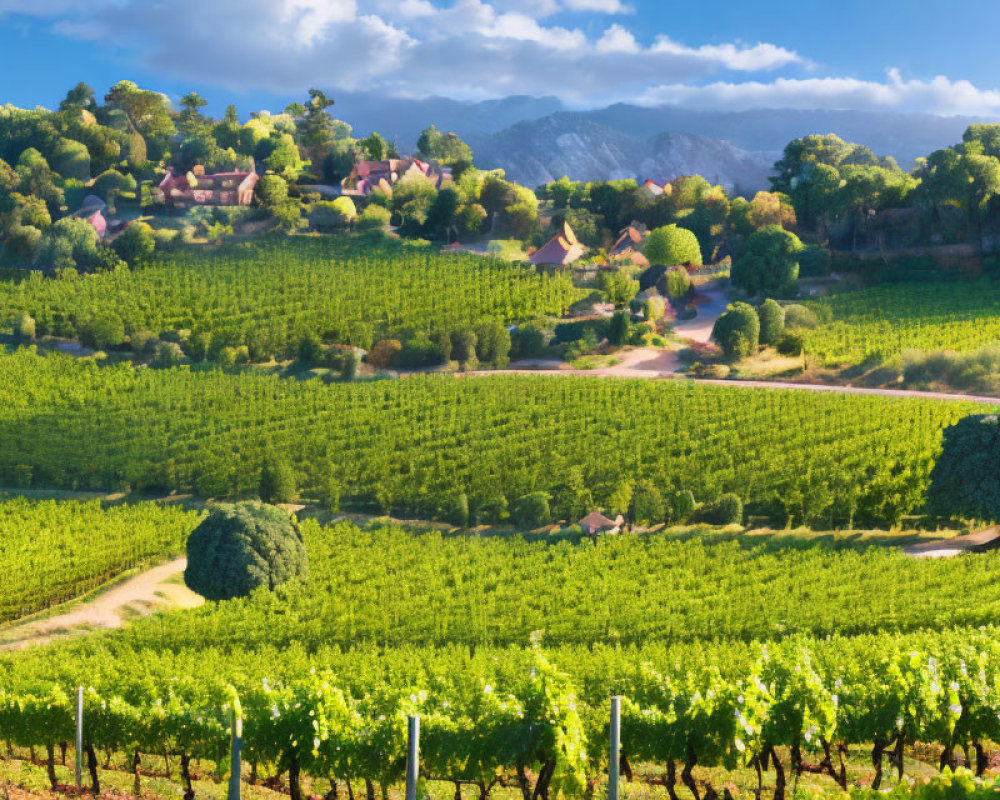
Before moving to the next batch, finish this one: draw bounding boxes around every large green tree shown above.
[731,226,803,296]
[643,224,702,266]
[929,414,1000,522]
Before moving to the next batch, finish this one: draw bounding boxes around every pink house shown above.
[156,165,259,207]
[86,210,107,237]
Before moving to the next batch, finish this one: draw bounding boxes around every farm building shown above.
[529,221,586,266]
[610,221,649,267]
[342,158,450,197]
[155,165,258,207]
[578,511,625,535]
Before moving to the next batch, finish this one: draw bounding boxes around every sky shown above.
[2,0,1000,118]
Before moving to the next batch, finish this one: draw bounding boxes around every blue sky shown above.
[1,0,999,117]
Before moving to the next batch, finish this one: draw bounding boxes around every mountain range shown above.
[332,92,998,193]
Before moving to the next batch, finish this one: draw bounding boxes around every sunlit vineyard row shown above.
[802,280,1000,365]
[0,349,986,527]
[3,520,1000,797]
[0,237,582,353]
[0,497,197,622]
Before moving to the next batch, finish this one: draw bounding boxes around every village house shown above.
[529,221,586,267]
[155,165,259,207]
[609,221,649,267]
[73,194,108,237]
[341,158,451,197]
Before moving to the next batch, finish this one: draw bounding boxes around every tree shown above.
[424,187,461,240]
[368,339,402,369]
[152,341,183,369]
[473,318,511,368]
[757,299,786,346]
[357,204,391,231]
[270,199,303,233]
[184,502,308,601]
[360,132,389,162]
[711,301,760,361]
[928,414,1000,522]
[643,224,702,266]
[513,492,552,529]
[731,226,803,296]
[607,310,631,346]
[310,198,356,230]
[443,492,470,527]
[657,267,691,301]
[259,455,297,503]
[14,314,35,344]
[15,149,63,214]
[416,125,473,165]
[78,311,125,350]
[59,82,97,114]
[37,217,99,271]
[629,480,665,526]
[599,270,639,306]
[112,222,156,266]
[697,493,743,525]
[298,89,336,151]
[264,133,304,180]
[104,80,175,145]
[256,174,289,206]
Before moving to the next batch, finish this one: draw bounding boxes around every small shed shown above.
[578,511,625,535]
[529,222,586,266]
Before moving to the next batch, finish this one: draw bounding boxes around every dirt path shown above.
[0,559,203,650]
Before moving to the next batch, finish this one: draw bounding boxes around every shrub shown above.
[644,224,702,266]
[14,314,35,344]
[368,339,403,369]
[670,490,696,523]
[641,296,665,323]
[629,480,666,526]
[443,492,470,527]
[657,267,692,300]
[256,174,288,206]
[259,454,297,503]
[296,333,323,366]
[757,299,786,346]
[607,310,632,346]
[357,204,391,231]
[776,332,805,356]
[78,311,125,350]
[310,198,356,230]
[599,270,639,306]
[184,502,309,601]
[511,324,547,359]
[112,222,156,266]
[731,226,802,296]
[151,341,183,369]
[513,491,552,529]
[695,493,744,525]
[928,414,1000,521]
[711,302,760,361]
[783,304,820,329]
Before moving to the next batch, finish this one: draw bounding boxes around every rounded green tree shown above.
[184,502,309,601]
[731,226,802,296]
[757,299,786,346]
[928,414,1000,522]
[711,301,760,361]
[643,224,702,266]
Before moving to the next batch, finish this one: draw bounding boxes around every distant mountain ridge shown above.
[332,95,1000,194]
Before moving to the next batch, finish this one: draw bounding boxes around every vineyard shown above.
[0,238,581,354]
[0,348,987,527]
[3,520,1000,798]
[0,496,197,622]
[801,280,1000,365]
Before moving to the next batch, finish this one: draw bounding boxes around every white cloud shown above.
[12,0,999,116]
[638,68,1000,116]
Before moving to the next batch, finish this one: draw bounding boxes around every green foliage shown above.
[416,125,473,165]
[112,221,156,266]
[513,491,552,529]
[36,217,99,271]
[643,224,702,266]
[0,239,580,355]
[757,298,785,346]
[776,331,805,356]
[641,295,665,322]
[357,203,391,231]
[629,480,665,526]
[310,198,356,230]
[696,493,744,525]
[783,303,820,330]
[599,269,639,306]
[731,226,803,296]
[14,313,35,343]
[443,492,470,527]
[256,173,289,206]
[512,323,547,359]
[0,349,975,528]
[802,281,1000,366]
[259,455,297,503]
[0,497,196,622]
[657,266,692,300]
[711,301,760,361]
[184,502,308,601]
[607,309,631,346]
[152,341,184,369]
[78,310,125,350]
[929,414,1000,522]
[670,489,696,523]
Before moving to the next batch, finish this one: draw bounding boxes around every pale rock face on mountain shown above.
[470,116,776,193]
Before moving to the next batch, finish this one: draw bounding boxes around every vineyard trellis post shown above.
[75,685,83,789]
[608,696,621,800]
[405,714,420,800]
[228,704,243,800]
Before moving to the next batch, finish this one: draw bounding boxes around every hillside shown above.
[471,115,776,191]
